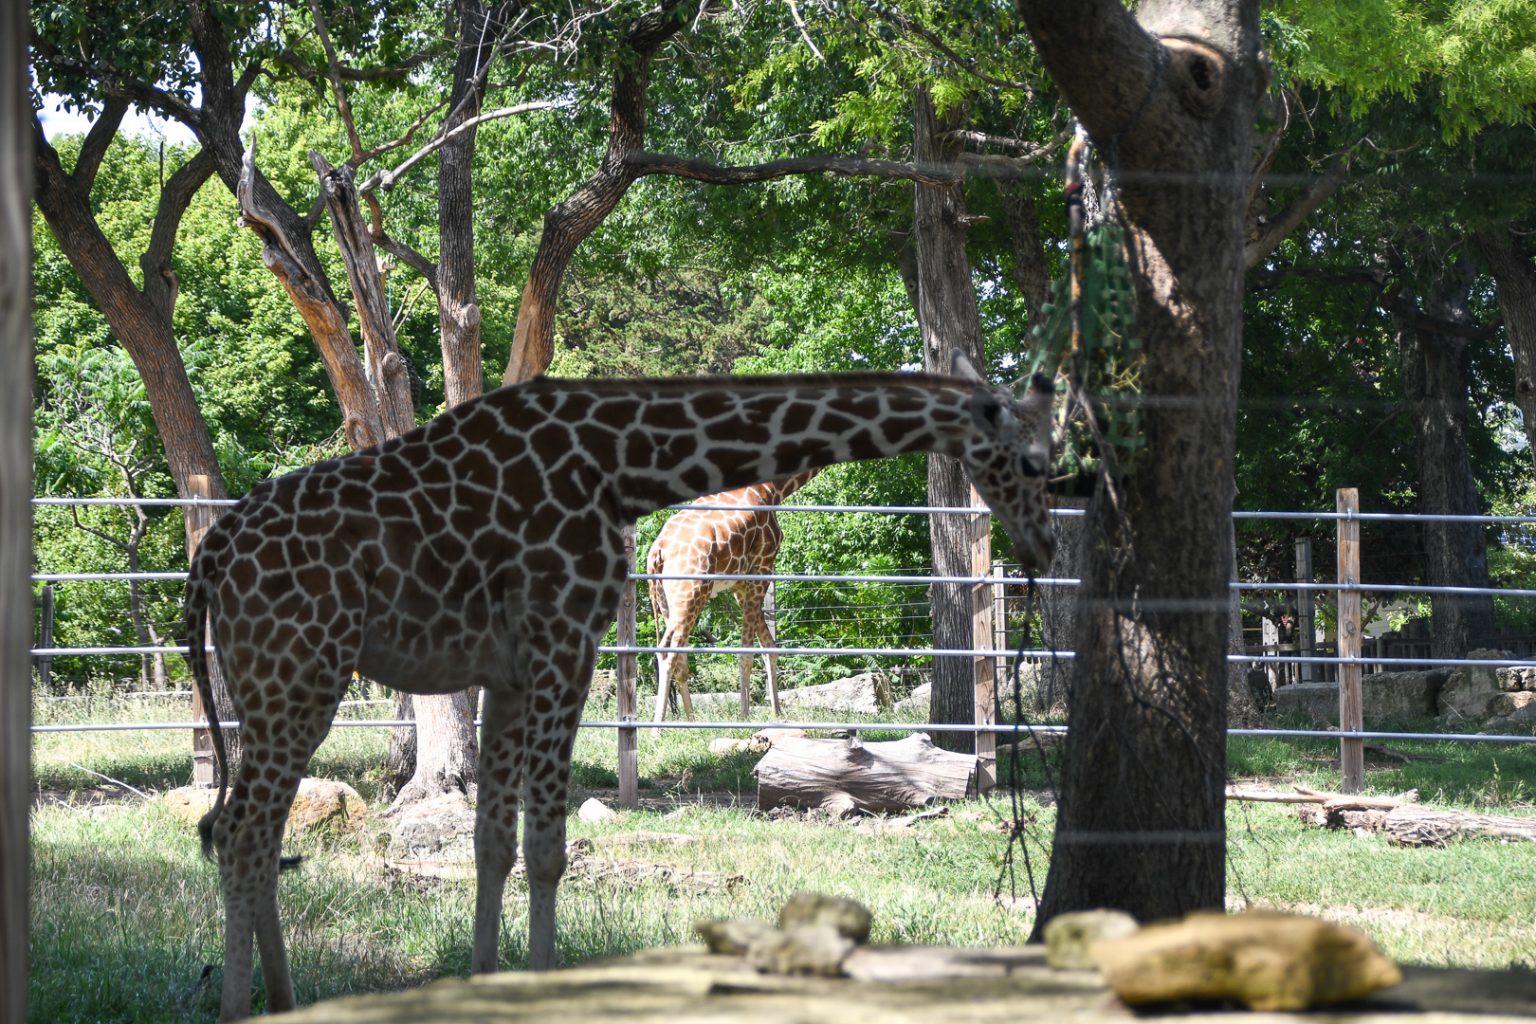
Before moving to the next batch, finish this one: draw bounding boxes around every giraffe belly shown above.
[354,608,510,695]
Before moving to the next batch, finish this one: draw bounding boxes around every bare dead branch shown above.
[625,151,965,187]
[358,100,570,194]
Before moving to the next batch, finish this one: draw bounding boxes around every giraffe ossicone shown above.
[184,367,1054,1020]
[647,467,819,725]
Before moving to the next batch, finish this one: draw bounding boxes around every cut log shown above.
[1298,802,1536,846]
[1226,786,1418,811]
[754,734,974,817]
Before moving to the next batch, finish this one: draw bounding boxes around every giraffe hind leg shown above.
[471,684,529,975]
[210,660,345,1020]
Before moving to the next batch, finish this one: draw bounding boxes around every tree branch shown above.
[624,151,964,187]
[373,231,439,292]
[141,148,217,321]
[70,97,129,191]
[869,1,1034,95]
[1245,154,1350,269]
[358,100,569,193]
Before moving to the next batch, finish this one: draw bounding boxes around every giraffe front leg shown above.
[741,584,782,719]
[522,648,592,970]
[472,685,528,975]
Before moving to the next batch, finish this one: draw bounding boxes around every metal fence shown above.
[29,496,1536,773]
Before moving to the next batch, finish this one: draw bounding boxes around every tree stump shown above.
[754,734,974,817]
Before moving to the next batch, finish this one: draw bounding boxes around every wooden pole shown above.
[1295,537,1314,683]
[616,525,639,808]
[1336,488,1364,793]
[1,5,34,1009]
[37,584,54,692]
[186,474,217,788]
[970,497,996,794]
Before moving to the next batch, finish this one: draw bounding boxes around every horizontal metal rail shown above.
[31,496,1536,525]
[31,569,1536,602]
[28,641,1536,671]
[31,718,1536,744]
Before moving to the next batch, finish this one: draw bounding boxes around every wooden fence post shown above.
[1295,537,1314,683]
[37,585,53,692]
[616,525,639,808]
[1336,488,1364,793]
[971,501,996,794]
[186,474,217,788]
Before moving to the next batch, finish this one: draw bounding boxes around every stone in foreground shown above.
[1091,909,1402,1010]
[778,891,874,944]
[1042,909,1139,969]
[164,778,366,841]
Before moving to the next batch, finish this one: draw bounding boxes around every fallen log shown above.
[754,733,974,818]
[1298,803,1536,846]
[1226,786,1419,811]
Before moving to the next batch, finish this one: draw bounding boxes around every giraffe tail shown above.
[184,562,229,864]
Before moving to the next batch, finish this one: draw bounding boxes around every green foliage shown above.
[1269,0,1536,138]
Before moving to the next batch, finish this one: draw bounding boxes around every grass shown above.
[27,691,1536,1023]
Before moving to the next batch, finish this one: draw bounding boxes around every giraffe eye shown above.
[1020,453,1045,478]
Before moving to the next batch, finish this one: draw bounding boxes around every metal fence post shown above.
[616,524,639,808]
[1336,488,1364,793]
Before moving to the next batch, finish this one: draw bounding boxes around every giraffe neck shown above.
[508,373,974,520]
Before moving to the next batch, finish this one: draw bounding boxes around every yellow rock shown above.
[1091,909,1402,1010]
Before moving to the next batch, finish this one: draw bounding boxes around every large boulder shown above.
[1275,671,1445,724]
[1439,650,1511,724]
[776,672,892,715]
[162,777,366,841]
[1091,910,1401,1010]
[385,790,475,878]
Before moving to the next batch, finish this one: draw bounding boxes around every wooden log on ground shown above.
[1297,802,1536,846]
[1227,787,1418,811]
[754,734,974,817]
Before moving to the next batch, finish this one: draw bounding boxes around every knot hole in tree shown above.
[1162,37,1227,118]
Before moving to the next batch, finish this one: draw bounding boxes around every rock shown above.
[746,924,855,977]
[1359,670,1446,718]
[1439,651,1511,723]
[1273,681,1339,723]
[163,777,367,841]
[1489,691,1536,717]
[1274,672,1446,724]
[777,673,892,715]
[578,797,616,823]
[1043,910,1139,969]
[1090,909,1402,1010]
[694,918,781,956]
[286,779,368,839]
[778,891,873,944]
[894,682,931,715]
[1496,666,1536,692]
[385,791,475,877]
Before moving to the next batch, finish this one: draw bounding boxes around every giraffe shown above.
[646,468,819,724]
[183,361,1055,1020]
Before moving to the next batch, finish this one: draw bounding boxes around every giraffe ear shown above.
[949,351,984,383]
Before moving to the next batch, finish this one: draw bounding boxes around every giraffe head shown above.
[951,357,1056,577]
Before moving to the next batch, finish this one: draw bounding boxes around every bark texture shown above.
[503,2,687,383]
[1016,0,1267,932]
[911,88,987,755]
[1,4,31,1013]
[1390,262,1495,659]
[1478,230,1536,472]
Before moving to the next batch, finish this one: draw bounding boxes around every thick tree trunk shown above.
[1016,0,1266,933]
[1391,268,1495,659]
[503,5,687,383]
[1477,230,1536,472]
[2,8,33,1013]
[911,88,987,756]
[437,0,497,405]
[312,150,479,804]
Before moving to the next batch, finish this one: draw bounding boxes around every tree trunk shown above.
[502,5,687,383]
[312,149,480,804]
[1016,0,1266,932]
[1,7,33,1013]
[911,88,987,756]
[1477,229,1536,473]
[1391,265,1495,659]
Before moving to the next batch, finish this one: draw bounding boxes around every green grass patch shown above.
[28,691,1536,1022]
